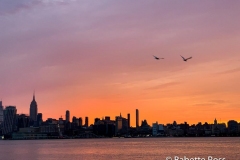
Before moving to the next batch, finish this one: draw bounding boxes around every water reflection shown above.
[0,138,239,160]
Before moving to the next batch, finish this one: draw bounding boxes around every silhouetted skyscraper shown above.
[136,109,139,128]
[228,120,238,134]
[127,113,130,128]
[72,116,76,123]
[72,116,78,128]
[17,114,30,129]
[66,110,70,122]
[76,118,79,126]
[0,101,3,124]
[115,113,122,135]
[173,121,177,127]
[105,116,110,121]
[30,93,38,122]
[94,118,100,124]
[85,117,88,127]
[79,117,82,126]
[2,106,17,135]
[37,113,43,126]
[115,113,128,135]
[214,118,217,125]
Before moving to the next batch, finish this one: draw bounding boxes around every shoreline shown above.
[1,135,240,140]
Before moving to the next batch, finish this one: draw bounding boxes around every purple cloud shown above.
[0,0,41,15]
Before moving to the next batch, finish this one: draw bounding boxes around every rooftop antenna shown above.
[33,89,35,100]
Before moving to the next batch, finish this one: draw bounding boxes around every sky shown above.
[1,0,240,126]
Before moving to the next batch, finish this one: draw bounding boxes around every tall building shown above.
[59,117,64,125]
[127,113,130,128]
[66,110,70,122]
[0,101,3,124]
[17,114,30,129]
[214,118,217,125]
[115,113,128,135]
[105,116,110,121]
[85,117,88,127]
[122,118,128,133]
[79,117,82,126]
[72,116,78,129]
[136,109,139,128]
[29,93,38,122]
[152,122,159,136]
[228,120,238,134]
[212,118,218,133]
[152,122,164,137]
[2,106,17,135]
[72,116,77,123]
[94,118,100,124]
[115,114,122,135]
[37,113,43,126]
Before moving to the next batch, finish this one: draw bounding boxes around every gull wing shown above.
[180,55,186,60]
[186,57,192,60]
[153,55,159,59]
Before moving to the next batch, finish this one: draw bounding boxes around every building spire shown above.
[214,118,217,125]
[33,90,35,100]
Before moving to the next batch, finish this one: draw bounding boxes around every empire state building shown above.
[30,93,38,121]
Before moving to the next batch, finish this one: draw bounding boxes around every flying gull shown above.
[153,55,164,60]
[180,55,192,62]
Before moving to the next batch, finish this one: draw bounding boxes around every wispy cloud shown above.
[145,82,181,90]
[0,0,41,15]
[209,100,228,104]
[193,103,216,107]
[216,67,240,75]
[0,0,75,16]
[192,99,229,107]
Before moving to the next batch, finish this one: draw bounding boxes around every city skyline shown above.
[1,1,240,126]
[0,97,238,127]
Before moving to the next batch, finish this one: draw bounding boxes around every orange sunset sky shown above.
[0,1,240,126]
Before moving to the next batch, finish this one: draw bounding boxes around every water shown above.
[0,137,239,160]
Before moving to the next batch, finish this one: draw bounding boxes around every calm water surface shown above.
[0,137,239,160]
